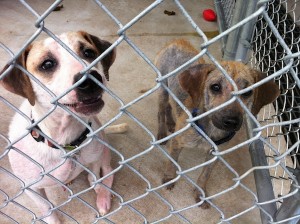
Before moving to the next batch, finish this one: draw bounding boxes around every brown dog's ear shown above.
[251,71,280,115]
[80,31,116,81]
[0,47,35,106]
[179,64,215,105]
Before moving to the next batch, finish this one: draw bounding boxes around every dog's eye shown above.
[84,49,96,59]
[40,59,56,71]
[241,90,253,98]
[210,84,222,93]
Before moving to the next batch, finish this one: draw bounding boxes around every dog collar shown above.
[191,109,236,145]
[30,121,92,151]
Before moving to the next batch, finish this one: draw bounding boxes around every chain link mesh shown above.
[0,0,299,223]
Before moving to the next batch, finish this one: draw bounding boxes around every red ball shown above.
[203,9,217,22]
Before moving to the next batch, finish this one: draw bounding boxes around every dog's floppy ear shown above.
[0,46,35,106]
[80,31,116,81]
[251,71,280,115]
[179,64,215,105]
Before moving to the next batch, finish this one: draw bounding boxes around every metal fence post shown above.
[247,119,278,223]
[218,0,279,223]
[274,168,300,223]
[222,0,261,62]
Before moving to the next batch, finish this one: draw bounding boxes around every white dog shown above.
[0,31,127,223]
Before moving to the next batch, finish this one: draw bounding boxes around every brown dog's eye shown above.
[84,49,96,59]
[210,83,222,93]
[40,59,56,71]
[241,90,253,98]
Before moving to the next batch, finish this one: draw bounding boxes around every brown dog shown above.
[155,39,280,208]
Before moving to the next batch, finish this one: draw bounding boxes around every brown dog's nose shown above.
[223,116,242,130]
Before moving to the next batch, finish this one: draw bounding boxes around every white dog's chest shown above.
[7,101,105,187]
[9,137,103,187]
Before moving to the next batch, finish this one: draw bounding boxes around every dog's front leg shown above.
[165,103,176,133]
[88,146,113,216]
[26,187,61,224]
[162,137,183,190]
[157,88,169,142]
[194,150,216,209]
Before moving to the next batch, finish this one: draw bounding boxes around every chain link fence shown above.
[0,0,299,223]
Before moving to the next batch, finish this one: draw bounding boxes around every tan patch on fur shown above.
[155,39,205,66]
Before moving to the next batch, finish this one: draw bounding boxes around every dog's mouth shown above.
[63,96,104,115]
[63,97,101,107]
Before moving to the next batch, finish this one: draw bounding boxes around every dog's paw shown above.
[162,176,176,190]
[168,126,175,133]
[194,191,211,209]
[96,189,112,216]
[157,131,166,139]
[196,197,211,209]
[42,212,62,224]
[166,121,175,133]
[157,131,168,144]
[200,201,211,209]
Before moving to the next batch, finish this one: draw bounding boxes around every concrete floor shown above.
[0,0,267,223]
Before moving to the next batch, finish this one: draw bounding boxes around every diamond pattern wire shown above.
[0,0,299,223]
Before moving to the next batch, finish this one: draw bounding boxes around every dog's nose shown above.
[78,79,93,90]
[89,70,103,84]
[223,116,242,130]
[74,70,103,91]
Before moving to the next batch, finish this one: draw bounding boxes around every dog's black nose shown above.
[223,116,242,130]
[78,79,93,90]
[89,70,103,84]
[74,70,103,92]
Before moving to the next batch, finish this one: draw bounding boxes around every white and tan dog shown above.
[0,31,127,223]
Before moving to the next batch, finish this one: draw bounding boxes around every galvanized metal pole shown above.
[246,118,278,223]
[221,0,278,223]
[222,0,244,60]
[214,0,228,56]
[223,0,261,62]
[274,168,300,223]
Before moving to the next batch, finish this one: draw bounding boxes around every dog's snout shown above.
[223,116,242,130]
[89,70,103,84]
[74,70,103,93]
[212,111,243,131]
[78,79,93,90]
